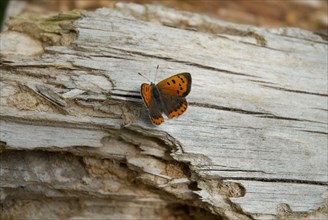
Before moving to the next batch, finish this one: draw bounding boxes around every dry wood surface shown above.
[1,3,327,220]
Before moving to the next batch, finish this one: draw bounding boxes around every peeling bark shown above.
[0,3,327,220]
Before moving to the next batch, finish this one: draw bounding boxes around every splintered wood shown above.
[1,3,327,220]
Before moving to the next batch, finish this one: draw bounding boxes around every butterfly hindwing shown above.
[161,93,188,119]
[157,72,191,97]
[149,99,165,125]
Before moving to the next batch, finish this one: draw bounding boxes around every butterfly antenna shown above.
[154,65,159,82]
[138,72,152,82]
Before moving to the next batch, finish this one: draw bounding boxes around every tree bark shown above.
[1,3,327,220]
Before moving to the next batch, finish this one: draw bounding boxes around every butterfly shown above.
[140,72,192,125]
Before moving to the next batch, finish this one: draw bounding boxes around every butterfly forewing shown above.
[157,73,191,97]
[140,84,151,108]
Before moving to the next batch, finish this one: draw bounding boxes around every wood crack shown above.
[190,102,324,124]
[222,177,328,186]
[298,130,328,135]
[109,92,142,100]
[262,85,328,97]
[189,102,270,116]
[201,169,272,175]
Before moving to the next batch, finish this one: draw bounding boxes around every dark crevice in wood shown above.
[262,85,328,97]
[109,92,142,100]
[111,89,140,95]
[186,63,259,78]
[189,102,270,115]
[92,54,137,61]
[257,115,301,121]
[190,102,324,124]
[314,108,328,112]
[202,169,272,175]
[248,79,274,84]
[190,102,301,121]
[222,177,328,186]
[298,130,328,135]
[257,115,324,124]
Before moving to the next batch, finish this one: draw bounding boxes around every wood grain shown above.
[1,3,327,219]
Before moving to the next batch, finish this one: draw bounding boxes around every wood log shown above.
[1,3,327,220]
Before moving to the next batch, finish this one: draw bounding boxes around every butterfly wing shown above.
[141,83,152,108]
[149,102,165,125]
[161,94,188,119]
[157,73,191,97]
[140,83,164,125]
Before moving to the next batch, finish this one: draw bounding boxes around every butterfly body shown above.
[140,72,192,125]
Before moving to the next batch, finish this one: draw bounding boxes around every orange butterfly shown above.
[140,72,192,125]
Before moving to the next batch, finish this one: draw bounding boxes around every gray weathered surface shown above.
[1,3,327,220]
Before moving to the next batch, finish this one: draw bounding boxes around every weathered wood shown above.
[1,3,327,220]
